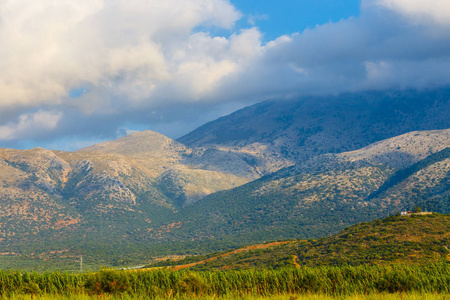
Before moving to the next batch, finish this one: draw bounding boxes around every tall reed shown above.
[0,263,448,298]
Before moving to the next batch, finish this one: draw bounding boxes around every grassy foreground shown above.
[1,293,450,299]
[0,263,449,299]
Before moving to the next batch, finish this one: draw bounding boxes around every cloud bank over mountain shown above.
[0,0,449,149]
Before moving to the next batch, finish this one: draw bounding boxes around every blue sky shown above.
[0,0,449,151]
[232,0,360,41]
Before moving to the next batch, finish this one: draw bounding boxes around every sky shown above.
[1,0,450,151]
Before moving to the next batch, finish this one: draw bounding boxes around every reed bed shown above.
[1,293,450,299]
[0,263,448,299]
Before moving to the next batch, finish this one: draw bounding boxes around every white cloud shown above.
[1,0,450,149]
[248,14,269,26]
[0,111,63,140]
[0,0,242,112]
[149,28,263,101]
[370,0,450,25]
[214,1,450,100]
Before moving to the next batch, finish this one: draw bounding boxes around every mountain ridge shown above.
[179,88,450,173]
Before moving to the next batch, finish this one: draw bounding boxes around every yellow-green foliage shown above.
[0,263,449,299]
[1,292,450,300]
[295,213,450,266]
[155,214,450,271]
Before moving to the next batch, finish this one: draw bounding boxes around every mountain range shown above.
[0,87,449,270]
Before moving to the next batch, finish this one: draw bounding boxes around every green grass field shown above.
[0,263,449,299]
[1,293,450,299]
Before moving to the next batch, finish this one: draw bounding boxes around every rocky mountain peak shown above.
[78,130,188,157]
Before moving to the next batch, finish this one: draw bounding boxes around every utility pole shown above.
[80,255,83,273]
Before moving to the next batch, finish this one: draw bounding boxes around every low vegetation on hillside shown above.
[148,213,450,271]
[297,212,450,266]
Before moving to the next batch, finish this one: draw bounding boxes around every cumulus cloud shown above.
[214,0,450,100]
[0,110,63,140]
[0,0,450,149]
[370,0,450,25]
[0,0,241,111]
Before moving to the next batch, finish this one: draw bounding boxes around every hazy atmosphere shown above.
[1,0,450,150]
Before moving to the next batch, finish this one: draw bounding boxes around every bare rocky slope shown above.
[0,130,260,247]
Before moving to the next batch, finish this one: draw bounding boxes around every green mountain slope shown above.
[296,212,450,266]
[160,130,450,248]
[150,213,450,270]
